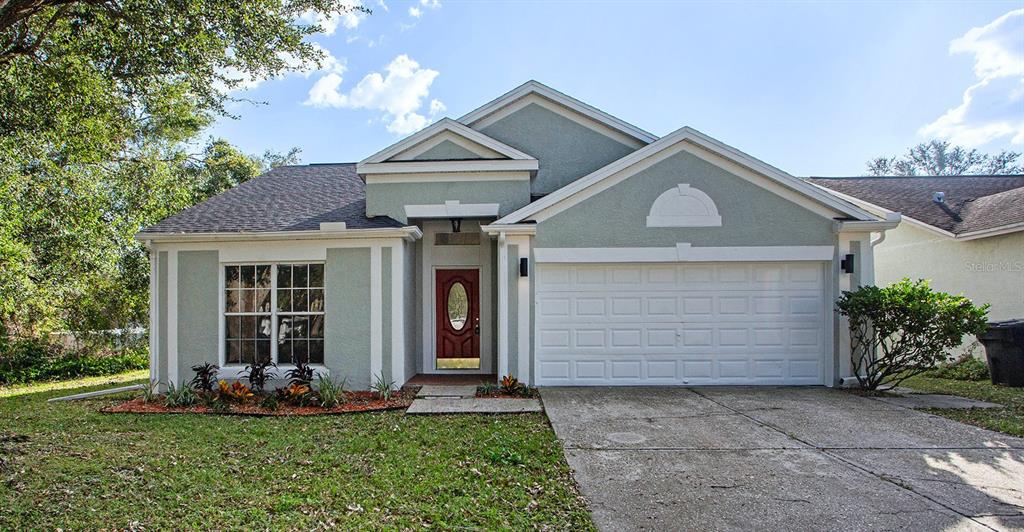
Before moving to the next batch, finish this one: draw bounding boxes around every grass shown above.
[0,376,593,530]
[0,369,148,398]
[902,374,1024,437]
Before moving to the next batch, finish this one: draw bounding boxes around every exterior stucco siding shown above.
[535,150,836,248]
[479,103,638,195]
[365,181,530,223]
[382,246,392,382]
[176,251,220,384]
[157,251,168,386]
[326,247,372,389]
[413,140,482,161]
[875,224,1024,322]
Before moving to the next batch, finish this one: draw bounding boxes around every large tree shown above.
[0,0,354,337]
[866,140,1023,176]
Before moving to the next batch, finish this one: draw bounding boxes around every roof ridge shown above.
[808,174,1024,180]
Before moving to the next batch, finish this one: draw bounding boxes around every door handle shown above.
[474,318,480,335]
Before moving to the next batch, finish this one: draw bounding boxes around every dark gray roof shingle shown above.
[807,175,1024,235]
[141,163,402,234]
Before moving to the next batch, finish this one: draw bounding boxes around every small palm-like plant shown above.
[190,363,220,393]
[165,381,198,408]
[285,361,315,387]
[372,372,395,400]
[500,374,521,395]
[218,379,254,402]
[142,380,159,403]
[316,375,345,408]
[244,361,277,394]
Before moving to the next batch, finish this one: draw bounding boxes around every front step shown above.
[415,384,479,399]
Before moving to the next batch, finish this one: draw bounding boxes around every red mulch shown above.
[103,388,417,417]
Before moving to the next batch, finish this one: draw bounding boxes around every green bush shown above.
[836,279,989,390]
[0,337,148,385]
[926,356,990,381]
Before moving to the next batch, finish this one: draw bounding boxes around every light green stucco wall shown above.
[176,251,219,383]
[480,103,638,195]
[535,150,836,248]
[413,140,483,161]
[157,251,168,386]
[366,181,531,224]
[876,223,1024,322]
[506,245,518,378]
[326,247,372,389]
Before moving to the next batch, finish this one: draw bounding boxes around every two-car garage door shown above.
[534,262,829,386]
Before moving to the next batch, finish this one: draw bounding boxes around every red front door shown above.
[435,269,480,362]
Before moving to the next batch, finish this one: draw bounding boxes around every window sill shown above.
[219,365,329,380]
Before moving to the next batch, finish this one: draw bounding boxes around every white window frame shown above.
[218,261,328,379]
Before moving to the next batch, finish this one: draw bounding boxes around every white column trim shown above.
[509,235,532,384]
[167,249,179,386]
[370,245,383,384]
[148,246,158,386]
[497,233,509,378]
[390,243,405,386]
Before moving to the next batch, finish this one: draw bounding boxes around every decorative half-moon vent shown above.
[646,184,722,228]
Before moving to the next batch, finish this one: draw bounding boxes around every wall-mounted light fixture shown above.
[519,257,529,277]
[449,217,462,233]
[840,253,855,274]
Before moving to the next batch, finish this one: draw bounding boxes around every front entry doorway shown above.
[435,269,481,369]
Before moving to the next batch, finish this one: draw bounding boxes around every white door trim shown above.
[534,244,836,263]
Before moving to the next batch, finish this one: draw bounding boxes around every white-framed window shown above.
[223,263,325,366]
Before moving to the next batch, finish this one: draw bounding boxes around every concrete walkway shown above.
[542,387,1024,531]
[406,384,542,414]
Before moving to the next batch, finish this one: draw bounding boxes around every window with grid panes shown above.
[224,263,324,365]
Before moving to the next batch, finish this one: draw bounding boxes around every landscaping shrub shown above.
[316,375,345,408]
[0,337,148,385]
[925,355,990,381]
[836,279,989,390]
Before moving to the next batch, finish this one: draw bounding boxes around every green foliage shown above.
[315,375,345,408]
[372,372,395,400]
[0,337,148,385]
[477,382,500,395]
[243,361,276,394]
[836,279,989,390]
[189,363,220,393]
[164,381,198,408]
[500,374,522,395]
[284,361,315,387]
[0,0,347,337]
[260,393,280,411]
[925,355,990,382]
[867,140,1023,176]
[141,380,159,403]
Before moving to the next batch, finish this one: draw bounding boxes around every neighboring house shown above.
[808,176,1024,355]
[138,81,897,390]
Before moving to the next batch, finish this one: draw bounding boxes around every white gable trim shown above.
[646,184,722,227]
[358,159,539,175]
[392,130,506,160]
[459,81,657,148]
[495,126,877,225]
[360,118,536,164]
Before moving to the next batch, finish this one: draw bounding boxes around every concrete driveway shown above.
[541,387,1024,531]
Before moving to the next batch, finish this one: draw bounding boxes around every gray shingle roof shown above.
[807,175,1024,235]
[141,163,402,234]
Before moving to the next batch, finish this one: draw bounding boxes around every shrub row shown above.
[0,337,148,385]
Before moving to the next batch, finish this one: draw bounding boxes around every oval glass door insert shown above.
[447,282,468,331]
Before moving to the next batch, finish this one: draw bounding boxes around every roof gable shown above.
[359,118,535,164]
[496,126,877,224]
[459,80,657,148]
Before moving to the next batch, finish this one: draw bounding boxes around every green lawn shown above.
[902,374,1024,437]
[0,375,593,530]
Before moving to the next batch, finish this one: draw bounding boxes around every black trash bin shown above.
[977,319,1024,387]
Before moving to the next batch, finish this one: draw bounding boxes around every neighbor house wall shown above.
[478,102,639,195]
[534,150,836,248]
[365,181,531,224]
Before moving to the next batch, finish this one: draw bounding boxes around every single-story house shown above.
[138,81,899,390]
[809,175,1024,356]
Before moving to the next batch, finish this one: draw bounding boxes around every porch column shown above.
[508,234,532,385]
[497,233,509,379]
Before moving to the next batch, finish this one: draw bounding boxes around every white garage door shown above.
[534,262,828,386]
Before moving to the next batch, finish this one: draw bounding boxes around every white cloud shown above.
[297,1,367,35]
[408,6,422,18]
[303,54,443,135]
[217,43,346,94]
[420,0,441,7]
[920,9,1024,147]
[377,0,389,12]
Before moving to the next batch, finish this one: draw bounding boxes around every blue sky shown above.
[209,1,1024,176]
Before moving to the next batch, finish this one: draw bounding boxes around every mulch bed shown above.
[103,387,418,416]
